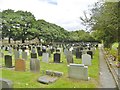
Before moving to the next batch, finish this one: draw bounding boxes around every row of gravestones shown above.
[64,50,92,66]
[4,51,62,69]
[4,55,40,72]
[1,43,97,88]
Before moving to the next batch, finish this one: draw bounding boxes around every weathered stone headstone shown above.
[37,76,58,84]
[53,71,63,77]
[14,50,20,60]
[42,53,49,63]
[30,58,40,72]
[82,54,91,66]
[22,51,27,60]
[0,78,13,88]
[68,64,89,80]
[15,59,25,71]
[46,70,53,76]
[66,51,73,64]
[54,53,60,63]
[87,51,93,59]
[4,55,12,68]
[31,53,37,58]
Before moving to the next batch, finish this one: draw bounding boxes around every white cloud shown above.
[0,0,98,31]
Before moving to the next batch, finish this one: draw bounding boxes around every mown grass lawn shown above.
[0,49,99,88]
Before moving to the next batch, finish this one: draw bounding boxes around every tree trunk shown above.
[8,37,11,44]
[118,43,120,62]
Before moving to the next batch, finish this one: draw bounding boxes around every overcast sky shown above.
[0,0,98,31]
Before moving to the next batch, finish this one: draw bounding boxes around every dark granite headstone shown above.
[87,51,93,59]
[31,53,37,58]
[54,53,60,63]
[4,55,12,68]
[36,46,41,51]
[76,51,82,59]
[42,49,46,53]
[38,51,42,56]
[76,48,79,52]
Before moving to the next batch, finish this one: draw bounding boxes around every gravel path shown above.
[99,45,117,89]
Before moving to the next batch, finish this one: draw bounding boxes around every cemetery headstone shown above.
[76,51,82,59]
[38,51,43,56]
[30,58,40,72]
[15,59,25,71]
[37,76,58,84]
[54,53,60,63]
[87,51,93,59]
[66,51,73,64]
[31,53,37,58]
[82,54,91,66]
[68,64,89,80]
[14,50,20,60]
[0,78,13,88]
[4,55,12,68]
[36,46,41,52]
[42,53,49,63]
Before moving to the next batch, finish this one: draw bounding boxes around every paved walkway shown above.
[99,45,117,89]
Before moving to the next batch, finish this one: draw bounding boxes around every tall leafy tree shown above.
[2,9,36,43]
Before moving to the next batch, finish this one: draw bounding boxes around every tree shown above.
[80,1,119,48]
[2,9,36,43]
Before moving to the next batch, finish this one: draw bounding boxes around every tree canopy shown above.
[1,9,96,44]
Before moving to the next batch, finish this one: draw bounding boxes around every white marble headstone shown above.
[68,63,89,80]
[82,54,91,66]
[42,53,49,63]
